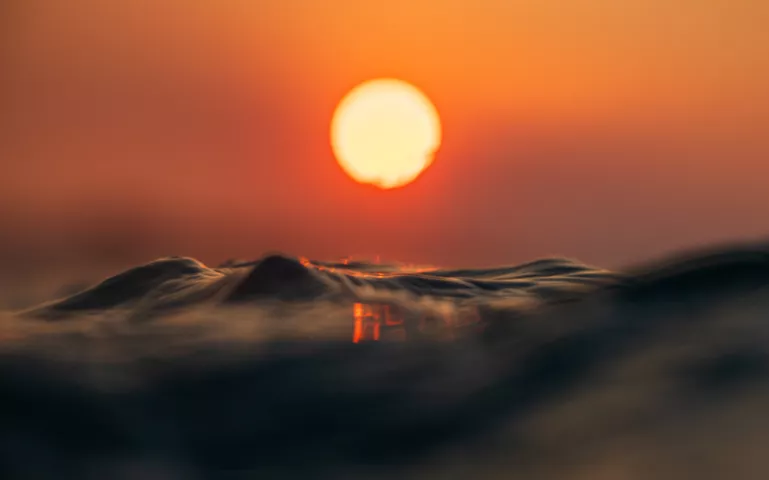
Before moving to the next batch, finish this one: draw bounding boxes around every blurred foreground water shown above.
[3,243,769,479]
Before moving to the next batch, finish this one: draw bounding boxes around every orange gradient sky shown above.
[2,0,769,269]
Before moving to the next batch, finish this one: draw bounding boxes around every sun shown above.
[331,78,442,189]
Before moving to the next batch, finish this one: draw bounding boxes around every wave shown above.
[21,252,624,319]
[19,242,769,323]
[4,241,769,478]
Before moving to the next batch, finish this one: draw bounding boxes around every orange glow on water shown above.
[300,256,435,276]
[352,301,484,343]
[352,302,406,343]
[298,258,482,342]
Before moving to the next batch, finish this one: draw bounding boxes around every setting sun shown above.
[331,79,442,189]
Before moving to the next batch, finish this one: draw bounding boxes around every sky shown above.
[2,0,769,270]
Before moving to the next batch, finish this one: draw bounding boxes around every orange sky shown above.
[2,0,769,268]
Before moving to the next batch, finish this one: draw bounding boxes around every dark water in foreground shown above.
[3,243,769,479]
